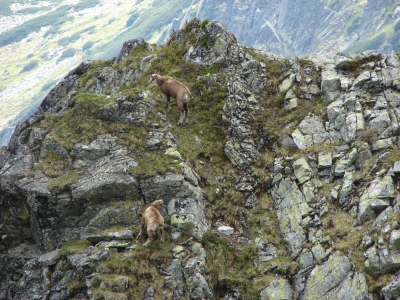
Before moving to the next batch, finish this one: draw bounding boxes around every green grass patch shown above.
[97,242,174,299]
[36,151,71,178]
[38,94,114,150]
[253,94,329,142]
[47,170,81,192]
[79,60,113,91]
[202,235,261,299]
[57,239,91,257]
[321,208,370,271]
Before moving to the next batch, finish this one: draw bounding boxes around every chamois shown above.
[136,197,166,246]
[149,74,192,125]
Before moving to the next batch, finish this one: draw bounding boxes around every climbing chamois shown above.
[149,74,192,125]
[136,197,166,246]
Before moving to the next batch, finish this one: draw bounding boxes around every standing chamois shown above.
[136,197,166,246]
[149,74,192,125]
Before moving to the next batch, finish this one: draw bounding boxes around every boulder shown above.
[260,278,293,300]
[271,178,311,257]
[292,114,330,150]
[303,252,369,299]
[359,176,394,223]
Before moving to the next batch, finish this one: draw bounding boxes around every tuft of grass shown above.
[47,170,81,192]
[321,208,371,272]
[38,93,115,150]
[383,145,400,166]
[79,61,113,91]
[57,240,91,258]
[254,94,330,141]
[36,151,71,178]
[97,242,175,299]
[200,19,210,29]
[202,235,259,298]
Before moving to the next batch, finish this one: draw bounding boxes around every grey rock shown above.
[271,178,310,257]
[318,152,332,170]
[364,243,400,277]
[85,205,140,235]
[67,248,111,276]
[255,238,278,263]
[359,175,394,223]
[260,278,293,300]
[293,157,313,184]
[381,272,400,300]
[218,226,234,236]
[141,174,209,239]
[298,249,315,270]
[372,138,393,152]
[389,230,400,251]
[100,275,130,293]
[351,71,371,91]
[97,90,157,124]
[86,230,133,243]
[303,252,369,299]
[393,161,400,174]
[292,114,330,150]
[321,65,341,101]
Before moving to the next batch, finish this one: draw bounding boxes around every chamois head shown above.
[150,196,164,208]
[149,74,158,83]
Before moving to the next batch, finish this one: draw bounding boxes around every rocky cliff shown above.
[1,19,400,299]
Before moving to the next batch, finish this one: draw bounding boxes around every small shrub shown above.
[126,12,140,27]
[78,25,96,34]
[200,19,209,29]
[57,240,91,258]
[74,0,100,10]
[21,60,38,73]
[36,151,70,178]
[57,36,70,46]
[82,40,94,51]
[199,36,215,50]
[48,170,80,192]
[58,48,76,61]
[69,32,80,42]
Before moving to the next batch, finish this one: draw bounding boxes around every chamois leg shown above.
[166,96,171,112]
[144,229,153,247]
[160,227,165,243]
[136,218,145,243]
[183,103,189,125]
[177,102,185,125]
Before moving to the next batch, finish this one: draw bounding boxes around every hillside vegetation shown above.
[2,19,400,299]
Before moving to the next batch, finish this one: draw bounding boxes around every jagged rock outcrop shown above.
[2,18,400,300]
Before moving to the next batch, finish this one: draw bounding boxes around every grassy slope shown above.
[32,19,325,298]
[31,24,264,298]
[18,18,400,298]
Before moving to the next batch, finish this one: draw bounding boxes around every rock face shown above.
[1,19,400,299]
